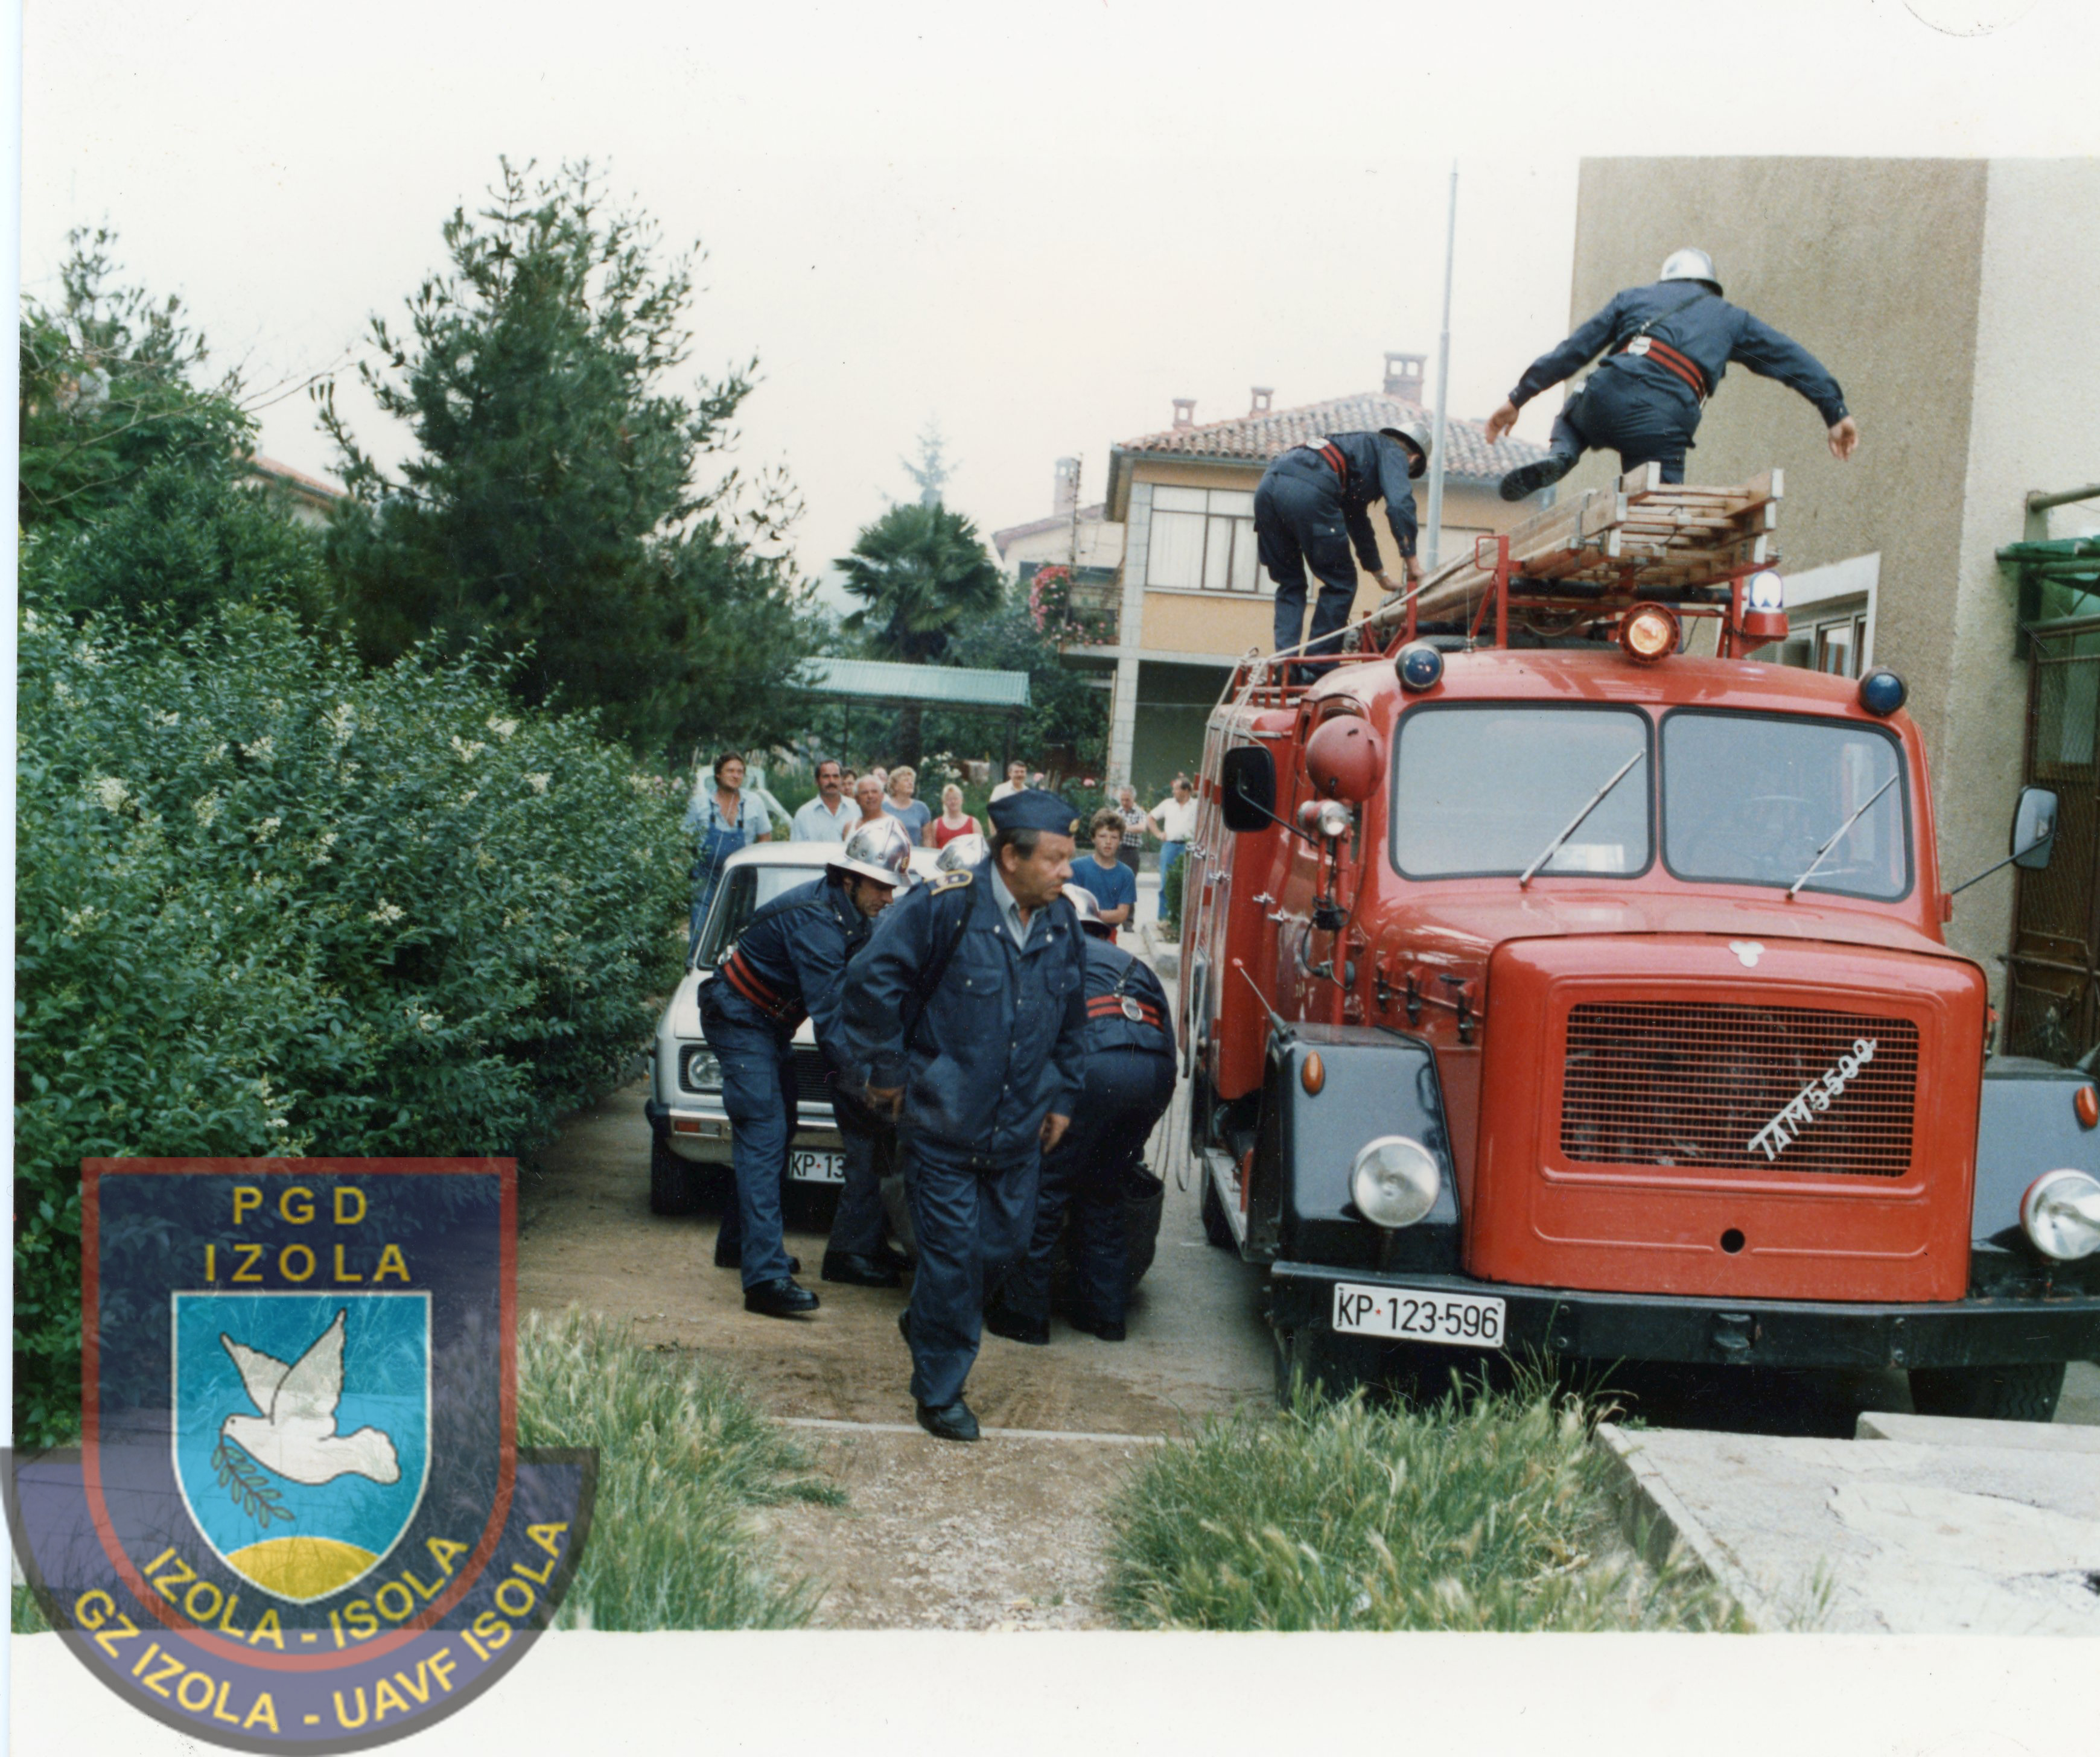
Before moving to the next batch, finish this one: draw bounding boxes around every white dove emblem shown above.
[219,1311,401,1487]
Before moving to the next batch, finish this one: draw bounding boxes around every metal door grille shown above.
[1559,1002,1920,1176]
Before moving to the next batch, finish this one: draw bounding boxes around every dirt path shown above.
[516,1046,1275,1627]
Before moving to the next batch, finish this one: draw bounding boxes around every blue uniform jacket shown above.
[1509,282,1848,428]
[1325,430,1420,574]
[1079,938,1176,1060]
[700,873,870,1070]
[841,864,1089,1162]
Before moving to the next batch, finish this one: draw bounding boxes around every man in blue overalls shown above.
[701,816,914,1317]
[985,884,1178,1346]
[842,790,1089,1441]
[1486,247,1861,499]
[1255,416,1430,660]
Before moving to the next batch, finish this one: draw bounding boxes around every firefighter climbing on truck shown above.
[1180,470,2100,1420]
[1484,247,1861,497]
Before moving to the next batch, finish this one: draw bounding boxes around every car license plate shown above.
[1331,1282,1506,1349]
[788,1149,845,1185]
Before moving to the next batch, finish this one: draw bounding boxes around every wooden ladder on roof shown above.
[1374,463,1785,636]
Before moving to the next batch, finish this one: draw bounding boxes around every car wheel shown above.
[1907,1361,2065,1423]
[649,1131,705,1216]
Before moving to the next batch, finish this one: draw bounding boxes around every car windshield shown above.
[1662,710,1909,900]
[1392,706,1652,878]
[693,863,821,967]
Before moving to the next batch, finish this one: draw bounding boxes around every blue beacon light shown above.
[1396,643,1444,691]
[1859,668,1907,716]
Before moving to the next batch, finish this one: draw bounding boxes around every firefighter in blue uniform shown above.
[1255,415,1431,660]
[1486,247,1862,500]
[985,885,1177,1346]
[842,790,1089,1441]
[701,817,914,1317]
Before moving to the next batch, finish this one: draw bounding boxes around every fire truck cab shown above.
[1182,510,2100,1420]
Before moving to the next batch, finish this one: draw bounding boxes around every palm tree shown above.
[835,501,1004,760]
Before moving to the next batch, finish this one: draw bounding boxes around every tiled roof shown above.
[1113,392,1547,487]
[991,502,1107,556]
[247,453,346,501]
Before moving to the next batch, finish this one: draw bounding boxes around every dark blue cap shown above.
[988,788,1083,837]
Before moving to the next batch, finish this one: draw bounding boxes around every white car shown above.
[644,840,943,1216]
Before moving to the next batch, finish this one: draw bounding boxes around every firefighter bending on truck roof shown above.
[1255,417,1430,660]
[1485,247,1860,500]
[841,789,1089,1443]
[984,883,1177,1348]
[700,816,914,1318]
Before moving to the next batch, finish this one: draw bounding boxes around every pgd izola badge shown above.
[4,1159,597,1752]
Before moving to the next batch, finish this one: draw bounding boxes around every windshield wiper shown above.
[1518,747,1647,888]
[1785,771,1900,901]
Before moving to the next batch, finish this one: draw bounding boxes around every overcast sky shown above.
[25,0,2098,606]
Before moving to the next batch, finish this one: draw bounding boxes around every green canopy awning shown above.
[793,657,1029,717]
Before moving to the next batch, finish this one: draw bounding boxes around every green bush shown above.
[14,602,690,1442]
[1105,1384,1743,1632]
[1160,848,1186,930]
[517,1309,838,1628]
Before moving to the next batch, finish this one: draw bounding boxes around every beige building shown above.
[1080,355,1553,793]
[1560,157,2100,1032]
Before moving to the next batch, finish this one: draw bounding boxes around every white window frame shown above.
[1145,486,1263,595]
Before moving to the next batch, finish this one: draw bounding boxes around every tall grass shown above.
[517,1309,842,1630]
[1105,1380,1745,1632]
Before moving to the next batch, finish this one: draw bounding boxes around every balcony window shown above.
[1150,486,1261,593]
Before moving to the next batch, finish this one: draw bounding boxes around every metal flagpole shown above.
[1424,160,1459,571]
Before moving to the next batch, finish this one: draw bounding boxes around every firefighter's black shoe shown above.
[743,1278,819,1318]
[876,1243,914,1273]
[982,1303,1050,1347]
[716,1235,798,1274]
[1498,451,1577,502]
[1068,1312,1127,1342]
[915,1399,981,1443]
[821,1250,902,1288]
[897,1307,912,1347]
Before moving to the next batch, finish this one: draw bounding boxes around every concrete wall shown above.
[1941,159,2100,969]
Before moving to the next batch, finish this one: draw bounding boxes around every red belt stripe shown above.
[722,950,801,1026]
[1317,440,1348,482]
[1615,335,1710,400]
[1087,997,1163,1028]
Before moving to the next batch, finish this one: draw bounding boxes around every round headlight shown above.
[1349,1136,1441,1230]
[1396,642,1444,692]
[1316,799,1352,840]
[1619,603,1680,663]
[1746,569,1786,612]
[2020,1168,2100,1262]
[682,1047,724,1093]
[1859,668,1907,717]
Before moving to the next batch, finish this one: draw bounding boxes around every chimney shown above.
[1172,397,1196,430]
[1249,386,1273,415]
[1383,351,1426,402]
[1052,457,1080,515]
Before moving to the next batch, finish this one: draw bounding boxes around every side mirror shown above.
[1220,746,1276,833]
[2012,785,2058,871]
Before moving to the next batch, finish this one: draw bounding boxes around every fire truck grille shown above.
[792,1047,834,1110]
[1558,1002,1920,1177]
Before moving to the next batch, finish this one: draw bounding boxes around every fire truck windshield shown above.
[1661,710,1911,900]
[1392,705,1652,878]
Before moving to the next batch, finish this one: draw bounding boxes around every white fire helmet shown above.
[829,816,914,889]
[1658,247,1723,295]
[935,833,987,873]
[1061,882,1110,936]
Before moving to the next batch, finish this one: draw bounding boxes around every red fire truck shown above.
[1180,474,2100,1419]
